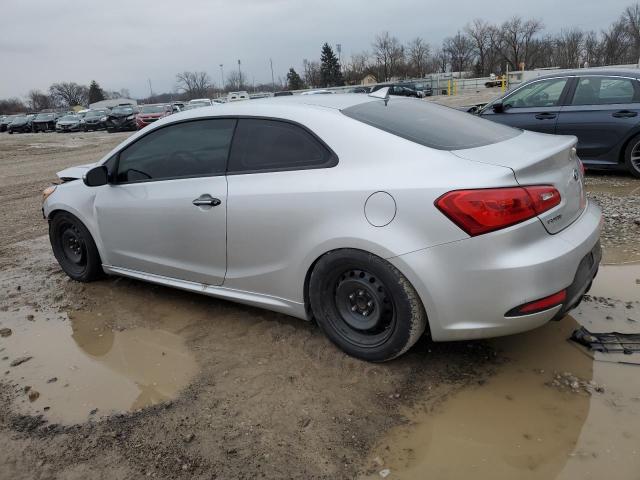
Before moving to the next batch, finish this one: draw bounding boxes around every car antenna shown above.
[368,86,390,106]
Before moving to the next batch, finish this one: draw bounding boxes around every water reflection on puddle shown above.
[362,263,640,480]
[0,308,197,425]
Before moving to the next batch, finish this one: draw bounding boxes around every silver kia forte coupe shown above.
[43,91,602,362]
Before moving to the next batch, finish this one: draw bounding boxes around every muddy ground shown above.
[0,129,639,480]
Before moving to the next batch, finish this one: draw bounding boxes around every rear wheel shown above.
[49,212,103,282]
[624,134,640,178]
[309,249,427,362]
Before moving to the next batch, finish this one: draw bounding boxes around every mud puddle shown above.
[590,261,640,302]
[0,306,197,425]
[361,263,640,480]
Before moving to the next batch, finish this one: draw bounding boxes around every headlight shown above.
[42,185,57,203]
[126,114,135,120]
[100,116,107,122]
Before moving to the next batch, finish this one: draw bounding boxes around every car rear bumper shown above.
[389,200,602,341]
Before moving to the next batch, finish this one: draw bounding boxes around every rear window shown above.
[342,99,520,150]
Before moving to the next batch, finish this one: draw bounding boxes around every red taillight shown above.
[506,290,567,316]
[435,186,561,236]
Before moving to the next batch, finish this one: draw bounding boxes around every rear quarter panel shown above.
[224,112,519,306]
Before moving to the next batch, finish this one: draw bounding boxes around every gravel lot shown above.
[0,129,638,479]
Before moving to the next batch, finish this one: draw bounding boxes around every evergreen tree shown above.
[286,68,304,90]
[88,80,105,104]
[319,43,344,87]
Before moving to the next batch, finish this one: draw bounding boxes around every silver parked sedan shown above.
[43,92,602,362]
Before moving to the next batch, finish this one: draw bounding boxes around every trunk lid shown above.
[452,131,586,234]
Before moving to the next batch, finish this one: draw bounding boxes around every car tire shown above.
[309,249,427,362]
[624,134,640,178]
[8,130,12,135]
[49,212,103,282]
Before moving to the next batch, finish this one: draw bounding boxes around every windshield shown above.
[140,105,166,114]
[11,116,27,122]
[85,110,106,118]
[35,113,55,120]
[342,99,520,150]
[60,115,79,122]
[111,106,134,115]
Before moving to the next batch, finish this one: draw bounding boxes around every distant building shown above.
[361,74,377,85]
[89,98,137,109]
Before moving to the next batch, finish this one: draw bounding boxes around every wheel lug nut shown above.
[367,301,373,307]
[362,311,369,316]
[351,305,358,312]
[349,294,355,300]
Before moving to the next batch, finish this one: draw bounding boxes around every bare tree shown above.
[601,20,632,65]
[553,28,584,68]
[176,71,213,99]
[407,37,430,78]
[302,59,321,88]
[623,3,640,61]
[583,30,604,67]
[0,98,26,115]
[343,52,371,84]
[443,31,474,74]
[465,19,492,75]
[49,82,89,108]
[495,16,544,70]
[372,32,404,81]
[26,89,53,111]
[225,71,247,91]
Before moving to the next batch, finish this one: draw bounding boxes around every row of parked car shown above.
[0,96,245,135]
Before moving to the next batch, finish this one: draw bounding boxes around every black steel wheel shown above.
[309,249,427,362]
[49,212,103,282]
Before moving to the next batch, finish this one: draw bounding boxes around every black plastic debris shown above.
[571,327,640,355]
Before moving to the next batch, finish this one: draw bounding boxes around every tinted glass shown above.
[228,119,335,173]
[342,99,520,150]
[503,78,568,108]
[140,105,167,113]
[571,77,637,105]
[112,106,134,115]
[116,119,236,183]
[36,113,55,120]
[60,115,79,121]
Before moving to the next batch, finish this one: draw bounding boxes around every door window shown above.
[116,119,236,183]
[503,78,568,109]
[571,77,637,105]
[228,119,336,173]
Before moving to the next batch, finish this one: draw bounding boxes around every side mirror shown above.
[83,165,109,187]
[492,101,505,113]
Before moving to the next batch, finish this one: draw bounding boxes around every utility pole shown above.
[147,78,153,100]
[238,59,242,89]
[219,64,224,95]
[270,58,275,92]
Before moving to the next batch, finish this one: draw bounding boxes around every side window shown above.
[503,78,568,109]
[228,119,336,173]
[571,77,637,105]
[116,119,236,183]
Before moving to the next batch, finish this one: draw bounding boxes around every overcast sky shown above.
[0,0,633,99]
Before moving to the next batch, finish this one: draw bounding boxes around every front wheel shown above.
[309,249,427,362]
[49,212,103,282]
[624,134,640,178]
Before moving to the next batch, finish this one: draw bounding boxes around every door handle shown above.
[612,110,638,118]
[192,194,221,207]
[535,112,557,120]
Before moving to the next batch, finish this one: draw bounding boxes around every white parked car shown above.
[42,91,601,361]
[226,91,250,102]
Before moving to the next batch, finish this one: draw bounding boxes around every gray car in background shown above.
[42,93,601,361]
[478,68,640,177]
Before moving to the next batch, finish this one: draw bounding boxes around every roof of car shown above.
[532,68,640,80]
